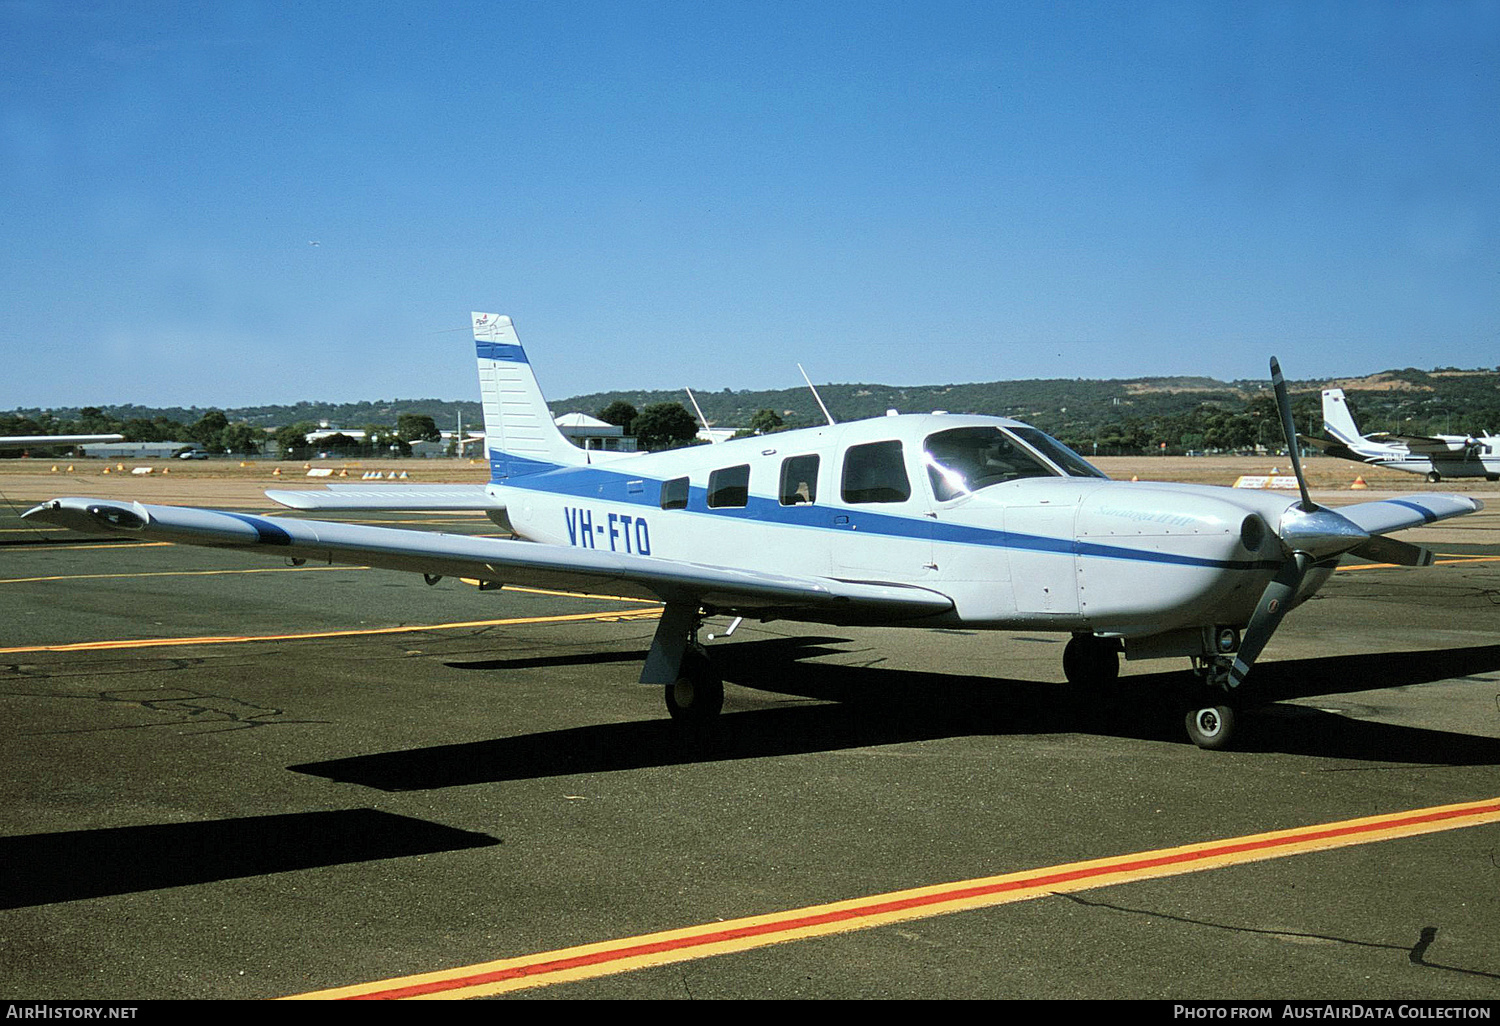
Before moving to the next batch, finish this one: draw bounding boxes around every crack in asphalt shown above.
[22,687,328,735]
[1057,893,1500,982]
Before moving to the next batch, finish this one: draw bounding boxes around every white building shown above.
[553,413,637,452]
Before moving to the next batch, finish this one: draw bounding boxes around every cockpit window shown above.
[1008,427,1109,479]
[922,427,1056,501]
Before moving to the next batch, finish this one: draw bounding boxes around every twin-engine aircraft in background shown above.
[1302,387,1500,483]
[25,316,1484,749]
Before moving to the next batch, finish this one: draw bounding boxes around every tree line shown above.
[8,366,1498,458]
[1,408,443,459]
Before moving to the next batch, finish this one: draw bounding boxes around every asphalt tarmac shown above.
[2,488,1498,1002]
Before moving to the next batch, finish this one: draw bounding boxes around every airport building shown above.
[79,441,204,459]
[553,413,637,452]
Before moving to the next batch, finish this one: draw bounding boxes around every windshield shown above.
[1009,427,1109,479]
[922,427,1056,501]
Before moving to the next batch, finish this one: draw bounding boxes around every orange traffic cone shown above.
[1350,476,1368,490]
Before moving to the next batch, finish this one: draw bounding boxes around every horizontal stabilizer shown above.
[267,485,494,511]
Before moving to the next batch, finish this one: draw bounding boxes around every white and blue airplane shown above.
[24,315,1485,749]
[1302,387,1500,483]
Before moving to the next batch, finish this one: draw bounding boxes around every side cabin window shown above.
[779,454,819,505]
[841,440,910,504]
[707,464,750,508]
[660,476,689,510]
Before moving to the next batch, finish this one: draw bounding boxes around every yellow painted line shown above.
[499,584,661,605]
[0,541,175,552]
[0,568,659,608]
[0,608,663,655]
[287,796,1500,1000]
[1338,555,1500,571]
[0,565,371,585]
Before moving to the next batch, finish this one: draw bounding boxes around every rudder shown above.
[472,313,587,479]
[1321,388,1364,447]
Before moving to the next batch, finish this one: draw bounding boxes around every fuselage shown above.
[1341,440,1500,480]
[490,414,1321,637]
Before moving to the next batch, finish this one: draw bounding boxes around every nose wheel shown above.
[1184,701,1237,750]
[1184,657,1240,750]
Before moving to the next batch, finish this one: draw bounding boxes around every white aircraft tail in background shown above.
[1301,388,1500,483]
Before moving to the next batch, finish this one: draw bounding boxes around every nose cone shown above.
[1276,505,1370,560]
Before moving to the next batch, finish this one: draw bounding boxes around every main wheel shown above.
[664,650,723,724]
[1427,470,1442,483]
[1063,634,1120,688]
[1184,701,1237,750]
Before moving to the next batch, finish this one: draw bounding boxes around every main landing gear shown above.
[665,646,724,724]
[644,603,725,725]
[1062,633,1120,689]
[1065,632,1245,750]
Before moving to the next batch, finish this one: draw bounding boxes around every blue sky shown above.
[3,1,1497,409]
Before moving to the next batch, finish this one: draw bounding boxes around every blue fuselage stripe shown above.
[494,463,1275,572]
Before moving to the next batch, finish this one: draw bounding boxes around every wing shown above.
[266,484,495,510]
[1334,493,1484,566]
[22,498,953,625]
[1366,432,1468,454]
[1334,492,1482,535]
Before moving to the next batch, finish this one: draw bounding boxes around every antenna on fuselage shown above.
[798,363,836,426]
[684,387,719,443]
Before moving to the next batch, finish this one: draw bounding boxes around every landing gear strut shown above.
[643,603,725,725]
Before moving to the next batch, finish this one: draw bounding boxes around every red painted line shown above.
[346,799,1500,999]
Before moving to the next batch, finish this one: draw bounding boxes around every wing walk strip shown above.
[288,797,1500,1000]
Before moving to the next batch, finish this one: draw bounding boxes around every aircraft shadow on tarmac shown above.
[289,638,1500,792]
[0,809,498,910]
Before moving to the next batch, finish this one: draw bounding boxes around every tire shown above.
[1063,634,1120,688]
[665,650,723,723]
[1427,471,1442,483]
[1184,702,1237,750]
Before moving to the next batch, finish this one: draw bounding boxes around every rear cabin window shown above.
[841,440,911,504]
[779,454,819,505]
[660,476,689,510]
[706,465,750,508]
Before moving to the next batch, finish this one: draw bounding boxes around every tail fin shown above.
[472,313,587,479]
[1321,388,1365,447]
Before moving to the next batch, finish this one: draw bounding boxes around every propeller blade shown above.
[1228,552,1312,688]
[1269,356,1315,512]
[1348,535,1435,567]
